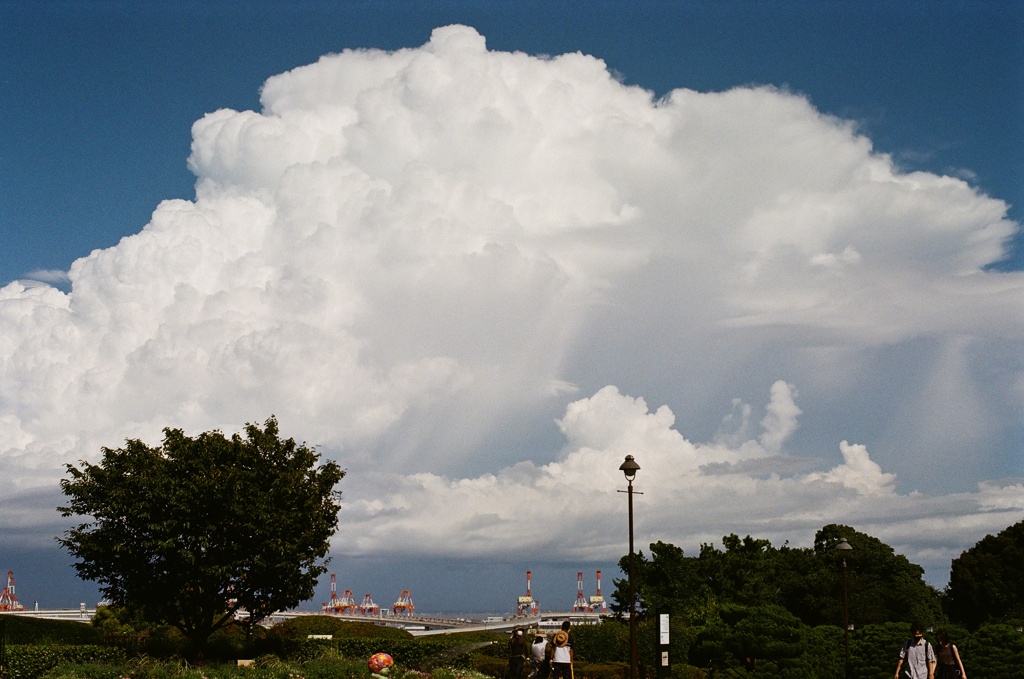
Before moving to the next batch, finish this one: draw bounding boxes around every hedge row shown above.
[276,638,479,670]
[0,618,102,646]
[3,644,126,679]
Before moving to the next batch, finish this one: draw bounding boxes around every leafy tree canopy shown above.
[58,416,344,654]
[611,524,942,629]
[945,517,1024,629]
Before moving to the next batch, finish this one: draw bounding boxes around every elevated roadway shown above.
[3,609,605,636]
[1,607,95,622]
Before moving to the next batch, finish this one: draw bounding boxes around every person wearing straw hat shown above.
[550,621,574,679]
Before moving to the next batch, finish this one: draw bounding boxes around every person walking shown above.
[934,629,967,679]
[550,621,574,679]
[530,631,551,679]
[895,623,936,679]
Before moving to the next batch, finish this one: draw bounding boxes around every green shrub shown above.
[1,617,102,646]
[573,661,627,679]
[959,623,1024,679]
[429,669,492,679]
[36,661,126,679]
[468,654,504,678]
[4,644,125,679]
[266,618,411,642]
[571,622,629,664]
[669,665,705,679]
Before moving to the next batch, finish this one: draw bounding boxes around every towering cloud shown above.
[1,26,1021,581]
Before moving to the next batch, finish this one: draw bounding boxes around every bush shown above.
[4,645,125,679]
[37,661,126,679]
[0,617,103,646]
[571,622,629,664]
[959,623,1024,679]
[573,661,627,679]
[267,618,412,642]
[468,655,504,678]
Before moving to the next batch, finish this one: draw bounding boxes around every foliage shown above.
[958,623,1024,679]
[428,669,493,679]
[6,616,1024,679]
[812,525,943,627]
[467,654,504,678]
[57,417,345,655]
[26,651,495,679]
[844,621,914,678]
[4,644,125,679]
[611,524,944,632]
[265,618,412,642]
[0,616,102,646]
[256,617,412,661]
[944,518,1024,629]
[568,620,629,664]
[253,631,482,671]
[685,604,804,675]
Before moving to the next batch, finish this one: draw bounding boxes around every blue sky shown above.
[1,1,1022,613]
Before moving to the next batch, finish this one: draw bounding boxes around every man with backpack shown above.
[894,623,936,679]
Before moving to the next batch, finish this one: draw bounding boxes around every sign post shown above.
[656,605,670,679]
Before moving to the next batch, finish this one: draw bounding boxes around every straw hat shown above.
[553,630,569,647]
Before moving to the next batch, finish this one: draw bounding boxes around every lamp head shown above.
[619,455,640,482]
[834,538,853,552]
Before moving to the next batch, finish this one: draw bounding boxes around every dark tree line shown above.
[609,524,943,629]
[604,520,1024,675]
[610,519,1024,630]
[944,518,1024,630]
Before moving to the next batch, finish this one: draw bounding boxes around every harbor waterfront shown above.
[0,608,607,636]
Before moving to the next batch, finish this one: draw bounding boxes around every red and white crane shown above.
[572,571,592,612]
[393,589,415,616]
[589,569,606,613]
[358,593,380,616]
[0,570,24,611]
[517,569,539,615]
[321,574,359,614]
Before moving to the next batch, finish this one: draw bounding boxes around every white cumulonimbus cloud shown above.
[1,26,1022,581]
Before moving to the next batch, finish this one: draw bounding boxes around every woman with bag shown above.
[934,629,967,679]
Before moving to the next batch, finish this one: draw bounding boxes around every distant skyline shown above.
[1,1,1021,613]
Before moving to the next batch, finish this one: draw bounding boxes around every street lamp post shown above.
[834,538,854,677]
[619,455,640,679]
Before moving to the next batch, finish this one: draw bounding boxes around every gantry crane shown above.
[572,571,592,612]
[589,570,606,613]
[393,589,415,616]
[358,592,380,616]
[321,574,359,614]
[517,569,539,615]
[0,570,24,611]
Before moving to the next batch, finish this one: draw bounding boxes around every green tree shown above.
[611,541,717,624]
[58,416,344,656]
[959,623,1024,678]
[944,518,1024,630]
[810,524,943,627]
[700,534,783,609]
[612,525,942,632]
